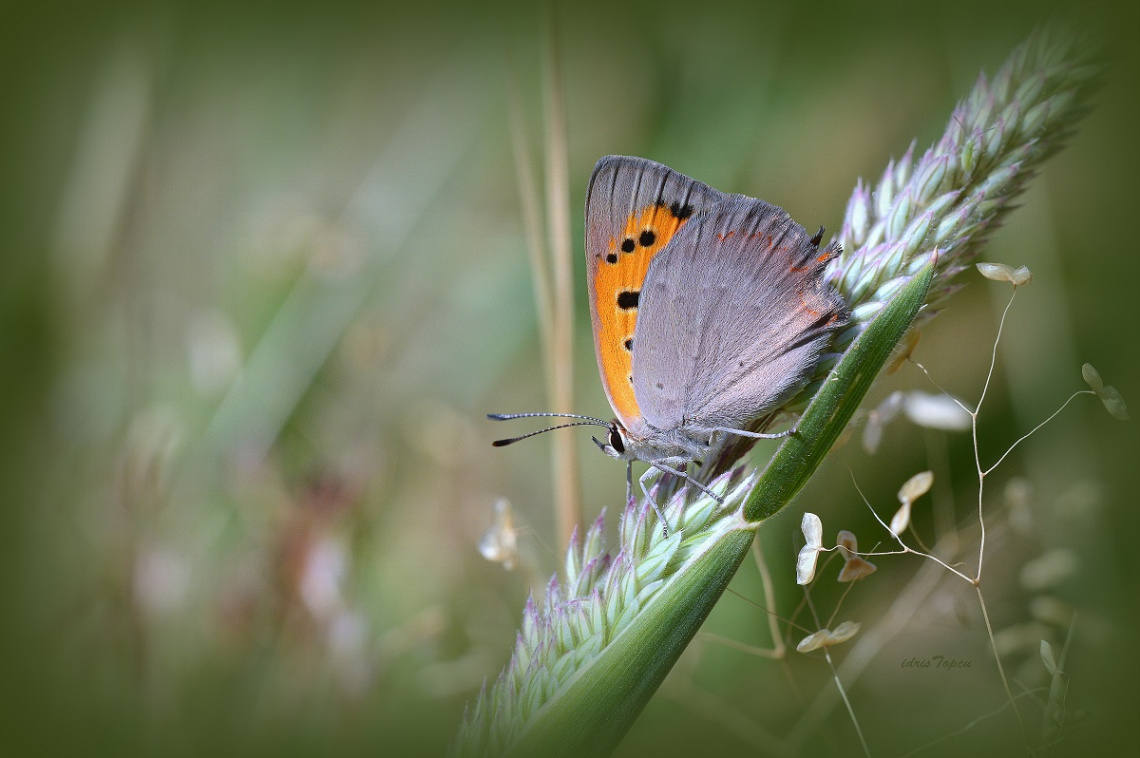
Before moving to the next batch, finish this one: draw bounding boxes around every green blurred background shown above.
[1,0,1137,755]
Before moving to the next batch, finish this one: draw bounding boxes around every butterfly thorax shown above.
[596,419,718,468]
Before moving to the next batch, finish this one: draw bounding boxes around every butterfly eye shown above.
[608,426,626,454]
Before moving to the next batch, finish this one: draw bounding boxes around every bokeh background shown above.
[2,0,1137,755]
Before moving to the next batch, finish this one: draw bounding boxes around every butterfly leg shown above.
[626,461,634,505]
[637,468,672,538]
[650,461,725,505]
[711,426,795,440]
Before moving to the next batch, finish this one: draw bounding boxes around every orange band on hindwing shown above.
[592,202,693,424]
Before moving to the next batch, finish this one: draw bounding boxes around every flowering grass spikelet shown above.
[823,28,1100,363]
[797,621,862,653]
[454,468,753,756]
[889,501,912,538]
[903,390,973,431]
[836,530,877,582]
[479,498,519,571]
[977,261,1033,286]
[898,471,934,504]
[890,470,933,536]
[796,512,824,585]
[1082,363,1129,420]
[862,390,905,453]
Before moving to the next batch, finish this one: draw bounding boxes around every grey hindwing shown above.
[632,196,849,433]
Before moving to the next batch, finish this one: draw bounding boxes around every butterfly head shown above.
[591,421,633,461]
[592,420,715,468]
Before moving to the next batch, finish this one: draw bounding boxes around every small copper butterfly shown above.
[492,156,848,532]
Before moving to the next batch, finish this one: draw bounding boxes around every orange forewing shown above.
[591,203,692,425]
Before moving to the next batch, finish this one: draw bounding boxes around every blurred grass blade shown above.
[52,37,156,302]
[184,51,489,481]
[505,50,555,384]
[496,260,934,757]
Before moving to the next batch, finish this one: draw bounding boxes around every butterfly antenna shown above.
[491,421,609,447]
[487,412,611,425]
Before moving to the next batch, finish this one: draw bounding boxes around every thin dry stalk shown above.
[505,52,555,385]
[541,10,581,552]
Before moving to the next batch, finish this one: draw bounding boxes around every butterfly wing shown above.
[585,156,728,429]
[632,195,848,434]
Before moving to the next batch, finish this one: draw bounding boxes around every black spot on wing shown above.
[670,201,694,219]
[809,225,825,247]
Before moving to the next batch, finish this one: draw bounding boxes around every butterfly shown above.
[492,156,848,533]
